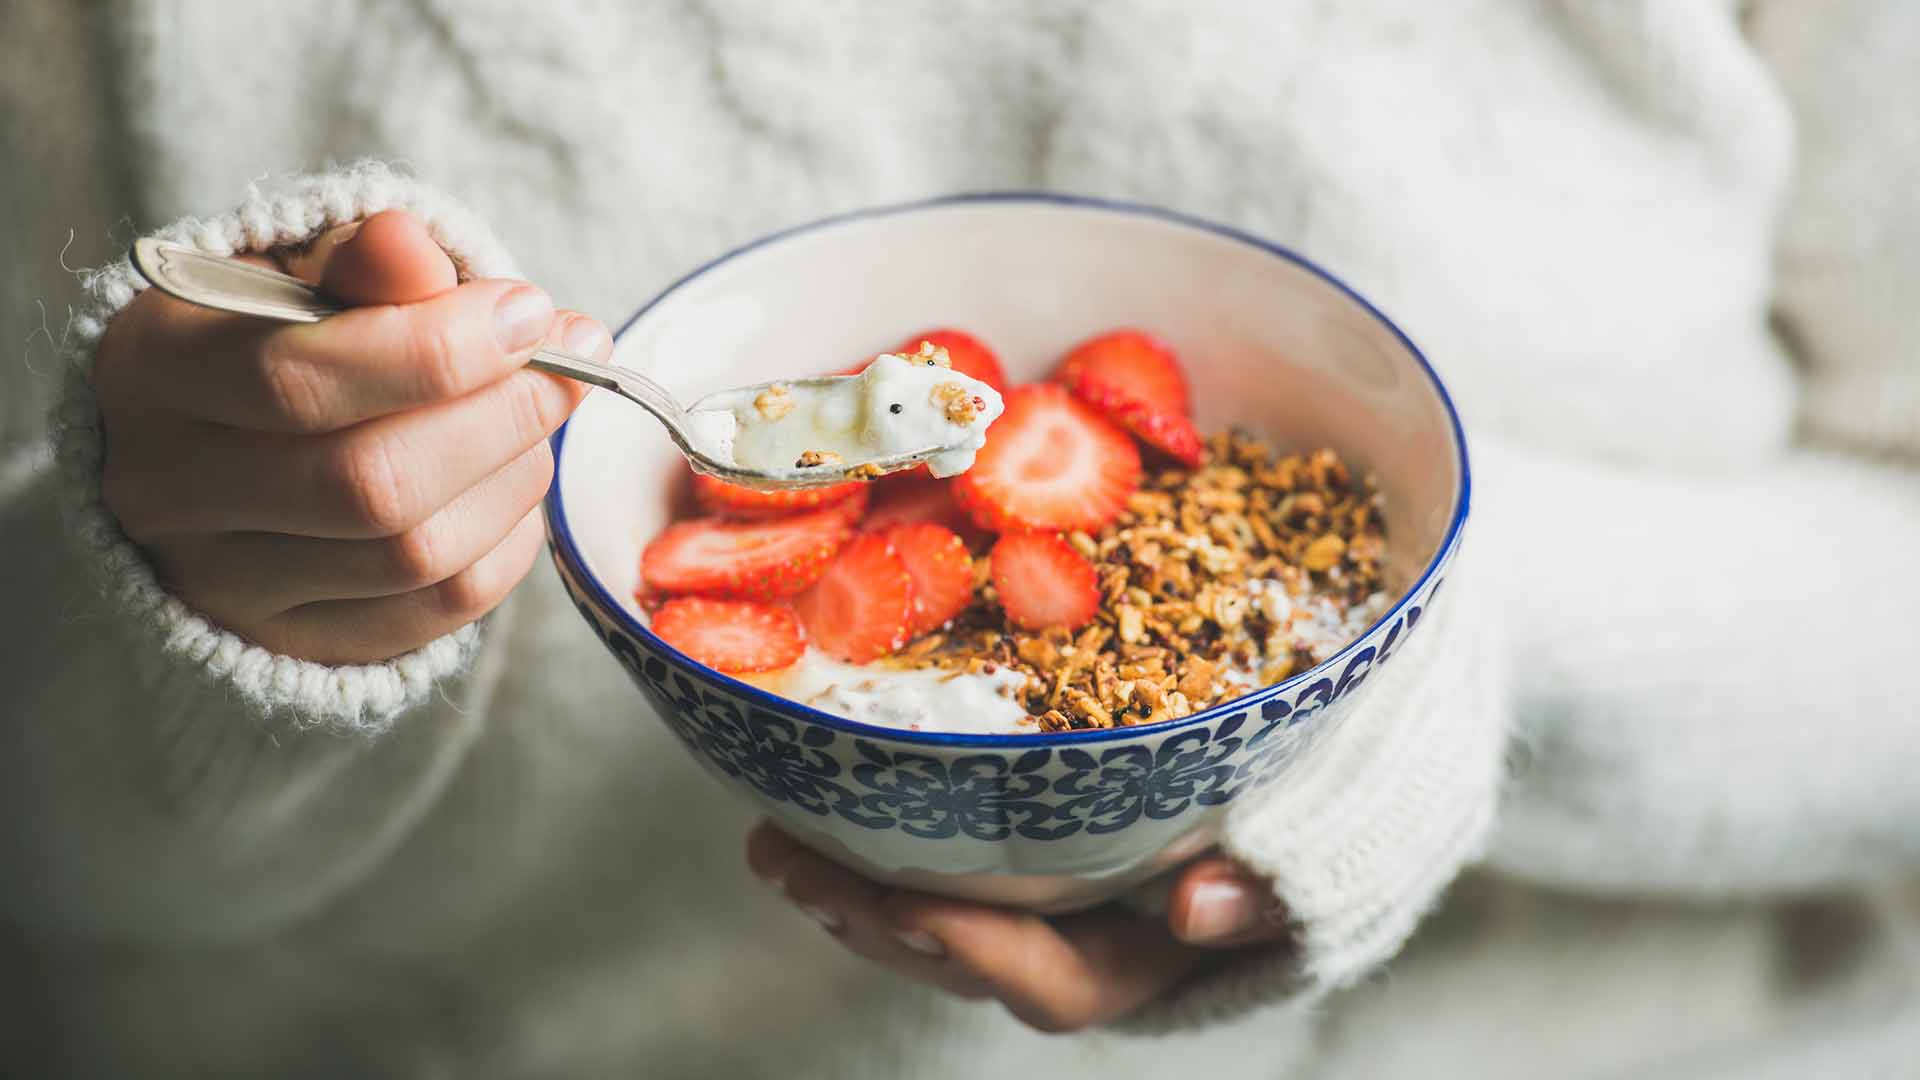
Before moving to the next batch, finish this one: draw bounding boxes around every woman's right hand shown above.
[92,210,610,664]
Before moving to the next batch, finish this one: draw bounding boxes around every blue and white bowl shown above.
[545,195,1469,913]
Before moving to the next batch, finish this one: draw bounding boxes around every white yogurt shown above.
[747,652,1037,736]
[701,346,1005,479]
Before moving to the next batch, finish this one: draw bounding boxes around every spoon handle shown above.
[126,239,690,429]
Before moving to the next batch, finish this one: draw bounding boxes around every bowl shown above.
[544,194,1469,913]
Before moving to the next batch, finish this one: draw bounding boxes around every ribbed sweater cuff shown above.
[47,162,517,731]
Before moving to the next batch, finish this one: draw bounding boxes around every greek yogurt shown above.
[745,653,1036,735]
[701,344,1005,479]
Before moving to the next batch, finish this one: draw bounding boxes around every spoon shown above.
[128,239,946,491]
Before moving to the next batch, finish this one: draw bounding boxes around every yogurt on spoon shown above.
[696,342,1006,480]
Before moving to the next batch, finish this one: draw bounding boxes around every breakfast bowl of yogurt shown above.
[544,194,1468,913]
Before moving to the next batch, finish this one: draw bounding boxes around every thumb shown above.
[279,209,459,306]
[1165,856,1292,948]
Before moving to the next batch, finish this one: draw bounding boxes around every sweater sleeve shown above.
[0,164,518,942]
[1748,0,1920,459]
[1475,437,1920,895]
[1119,562,1511,1032]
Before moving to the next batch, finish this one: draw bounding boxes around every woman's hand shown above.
[745,822,1292,1033]
[92,210,610,663]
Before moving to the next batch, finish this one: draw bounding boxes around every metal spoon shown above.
[128,239,942,491]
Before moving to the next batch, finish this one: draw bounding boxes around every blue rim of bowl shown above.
[545,191,1471,747]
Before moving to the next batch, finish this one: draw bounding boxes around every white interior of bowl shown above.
[556,199,1462,633]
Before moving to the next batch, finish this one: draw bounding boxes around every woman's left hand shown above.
[745,822,1291,1033]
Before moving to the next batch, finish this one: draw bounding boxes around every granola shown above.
[881,432,1389,731]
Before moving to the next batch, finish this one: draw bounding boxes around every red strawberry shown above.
[952,384,1142,533]
[640,506,852,600]
[862,474,970,533]
[692,472,866,520]
[884,523,975,636]
[651,597,805,673]
[821,486,872,525]
[989,532,1099,631]
[1055,329,1189,411]
[791,533,915,663]
[895,328,1009,392]
[1054,330,1204,466]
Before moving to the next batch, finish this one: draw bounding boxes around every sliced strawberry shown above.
[791,533,915,663]
[640,506,852,601]
[651,597,805,673]
[989,532,1099,631]
[1054,329,1203,467]
[1054,329,1189,412]
[895,328,1009,392]
[952,384,1142,533]
[1071,381,1205,467]
[862,473,967,532]
[884,523,975,636]
[692,472,866,520]
[821,486,872,525]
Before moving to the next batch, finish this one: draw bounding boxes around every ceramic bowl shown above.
[545,194,1469,913]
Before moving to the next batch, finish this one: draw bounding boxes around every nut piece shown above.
[795,449,843,468]
[907,341,953,368]
[1177,658,1216,701]
[753,384,795,421]
[932,381,986,425]
[1301,534,1346,571]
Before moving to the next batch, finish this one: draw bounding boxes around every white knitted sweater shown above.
[3,2,1917,1077]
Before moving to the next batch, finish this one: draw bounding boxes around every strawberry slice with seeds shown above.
[791,533,915,663]
[952,384,1142,534]
[895,328,1009,392]
[989,532,1099,631]
[884,523,975,636]
[651,597,805,673]
[640,506,852,601]
[692,472,866,520]
[1054,329,1204,466]
[1055,329,1189,412]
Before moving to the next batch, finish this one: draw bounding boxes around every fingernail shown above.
[895,930,945,958]
[799,905,845,933]
[1182,879,1265,943]
[494,286,553,352]
[562,315,610,357]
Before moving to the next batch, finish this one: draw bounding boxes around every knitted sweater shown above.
[2,2,1916,1077]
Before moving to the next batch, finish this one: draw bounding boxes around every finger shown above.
[111,318,597,541]
[272,220,367,286]
[744,824,991,1000]
[882,893,1203,1033]
[314,209,458,305]
[260,505,546,663]
[1165,857,1293,948]
[112,274,555,434]
[148,440,555,622]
